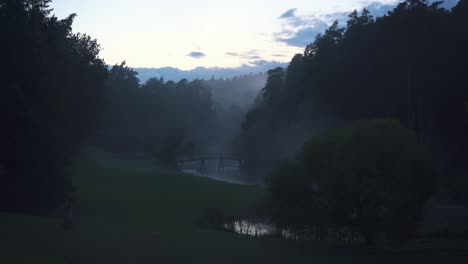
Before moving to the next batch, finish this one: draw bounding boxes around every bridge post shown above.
[199,158,207,173]
[238,159,243,169]
[218,153,225,176]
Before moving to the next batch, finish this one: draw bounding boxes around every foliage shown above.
[98,69,266,164]
[268,119,435,244]
[0,0,107,212]
[238,0,468,180]
[97,64,215,164]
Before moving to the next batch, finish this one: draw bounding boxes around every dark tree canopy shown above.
[268,119,435,244]
[0,0,107,212]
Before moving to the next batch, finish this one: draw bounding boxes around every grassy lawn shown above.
[1,148,467,264]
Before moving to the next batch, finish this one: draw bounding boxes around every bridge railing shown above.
[176,154,245,174]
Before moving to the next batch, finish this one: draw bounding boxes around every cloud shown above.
[275,6,342,47]
[274,1,402,48]
[248,60,270,66]
[272,54,288,57]
[279,8,297,19]
[249,55,262,60]
[224,49,264,65]
[322,11,352,22]
[440,0,459,9]
[365,1,398,17]
[223,49,293,68]
[275,19,329,47]
[225,52,239,56]
[224,50,262,59]
[187,51,206,59]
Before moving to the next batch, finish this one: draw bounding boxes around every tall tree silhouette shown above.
[0,0,107,212]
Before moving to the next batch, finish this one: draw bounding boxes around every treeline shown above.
[0,0,107,212]
[237,0,468,179]
[96,63,214,166]
[96,63,266,167]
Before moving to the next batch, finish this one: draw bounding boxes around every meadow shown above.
[1,148,466,264]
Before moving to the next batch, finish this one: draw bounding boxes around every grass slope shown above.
[1,148,467,264]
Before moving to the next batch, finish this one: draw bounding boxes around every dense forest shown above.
[0,0,107,212]
[238,0,468,182]
[95,63,265,166]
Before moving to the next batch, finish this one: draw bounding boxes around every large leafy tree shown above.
[269,120,435,245]
[0,0,107,212]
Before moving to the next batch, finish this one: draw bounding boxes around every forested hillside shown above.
[237,0,468,182]
[96,63,266,167]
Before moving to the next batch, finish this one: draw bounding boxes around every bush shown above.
[268,119,435,245]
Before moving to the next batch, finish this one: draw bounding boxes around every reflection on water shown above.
[224,219,364,243]
[224,220,299,240]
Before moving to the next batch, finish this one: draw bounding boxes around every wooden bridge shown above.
[177,154,245,174]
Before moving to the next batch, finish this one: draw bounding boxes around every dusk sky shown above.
[50,1,402,70]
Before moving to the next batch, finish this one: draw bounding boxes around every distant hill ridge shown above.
[134,61,288,83]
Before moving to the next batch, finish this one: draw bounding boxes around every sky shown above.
[50,1,407,70]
